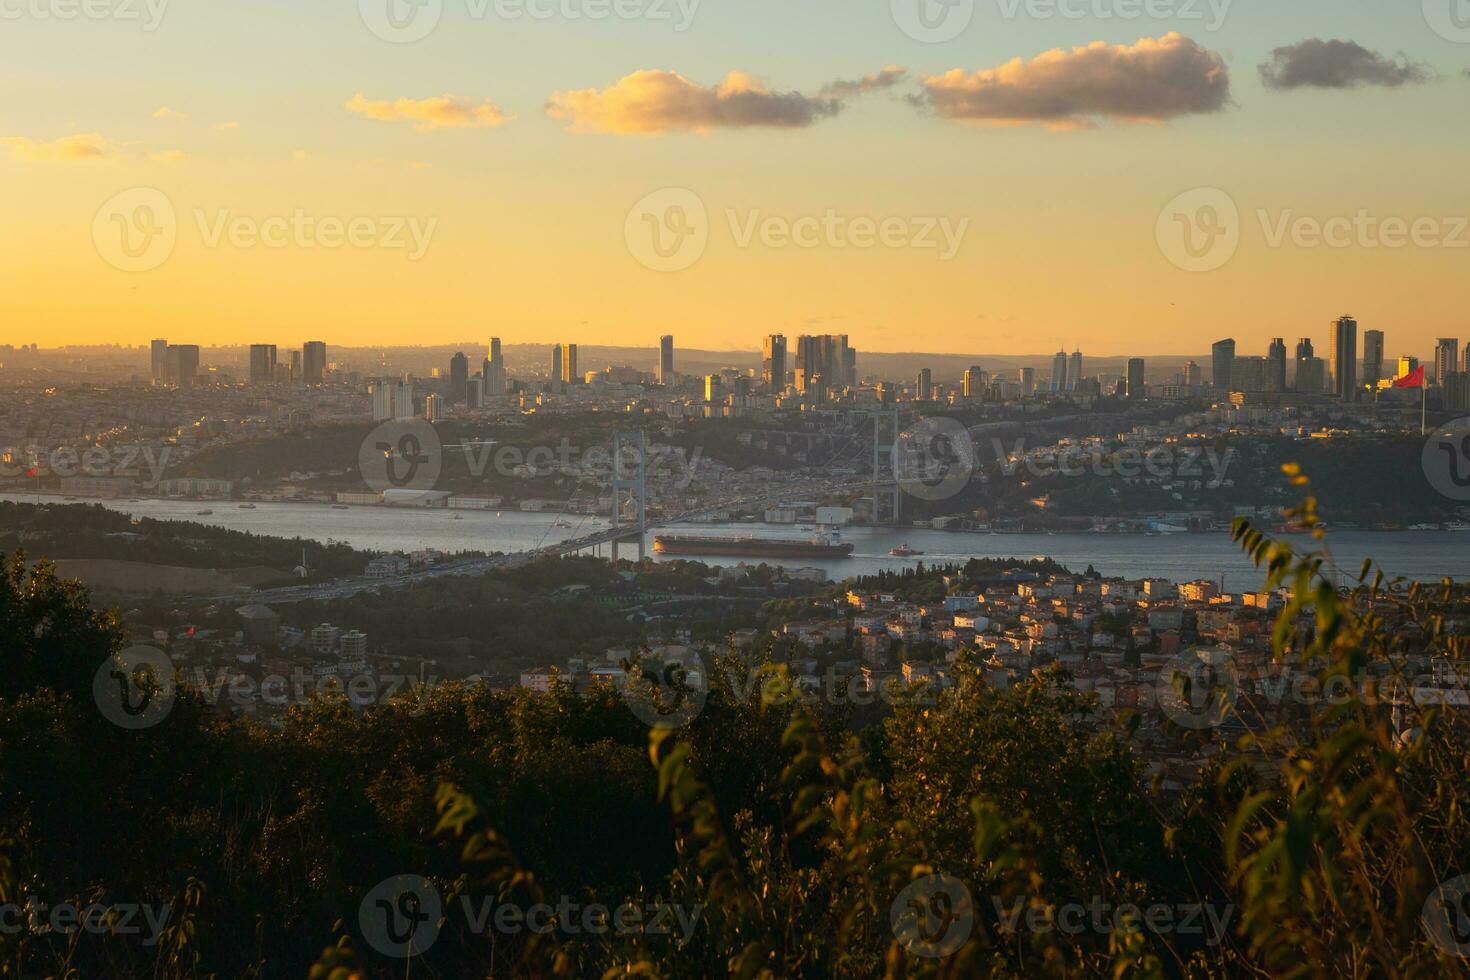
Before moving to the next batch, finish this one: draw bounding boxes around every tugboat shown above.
[889,544,924,557]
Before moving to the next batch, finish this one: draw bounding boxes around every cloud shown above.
[152,106,185,119]
[1258,39,1432,90]
[1,133,118,162]
[546,69,845,134]
[150,149,189,164]
[818,65,908,99]
[920,33,1230,131]
[346,93,514,132]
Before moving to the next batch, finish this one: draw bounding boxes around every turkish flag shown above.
[1394,366,1425,389]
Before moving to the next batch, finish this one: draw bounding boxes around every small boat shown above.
[1445,522,1470,532]
[452,513,464,520]
[889,544,924,557]
[332,504,350,510]
[196,509,213,516]
[239,503,257,509]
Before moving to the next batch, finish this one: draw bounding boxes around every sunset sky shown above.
[2,0,1467,356]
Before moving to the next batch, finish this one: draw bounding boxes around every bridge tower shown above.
[610,431,648,562]
[871,408,901,526]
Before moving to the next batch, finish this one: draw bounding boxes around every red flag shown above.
[1394,366,1425,389]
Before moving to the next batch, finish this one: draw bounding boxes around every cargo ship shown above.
[653,533,854,559]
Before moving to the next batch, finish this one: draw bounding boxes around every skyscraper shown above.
[1295,338,1314,361]
[1296,358,1326,393]
[917,368,933,401]
[166,344,200,388]
[1019,367,1036,397]
[762,334,787,391]
[150,339,168,383]
[658,335,674,385]
[963,366,986,400]
[1051,350,1068,392]
[1331,316,1357,400]
[793,335,853,390]
[1212,339,1235,392]
[1434,338,1460,385]
[1067,350,1083,391]
[704,374,722,404]
[484,337,506,396]
[1267,338,1287,393]
[1126,358,1146,400]
[1362,330,1384,388]
[289,350,302,383]
[249,344,277,384]
[561,343,578,385]
[1234,356,1266,393]
[550,344,562,388]
[1398,355,1419,380]
[302,341,327,385]
[449,351,469,404]
[1183,361,1202,387]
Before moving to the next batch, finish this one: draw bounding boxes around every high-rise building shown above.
[561,343,578,385]
[1051,350,1068,392]
[1067,350,1083,391]
[289,350,302,383]
[1234,356,1267,393]
[484,337,506,396]
[150,339,168,383]
[1295,358,1326,393]
[1362,330,1385,388]
[1398,355,1419,381]
[1183,361,1202,387]
[302,341,327,385]
[1267,338,1287,393]
[1295,338,1315,361]
[658,335,674,385]
[165,344,200,388]
[424,393,442,421]
[370,382,394,421]
[917,368,933,401]
[249,344,277,384]
[1212,339,1235,392]
[962,366,986,400]
[793,335,853,390]
[1464,341,1470,375]
[1019,367,1036,397]
[1434,338,1460,386]
[550,345,562,388]
[762,334,787,391]
[1331,316,1357,400]
[704,374,722,403]
[1126,358,1146,400]
[449,352,469,404]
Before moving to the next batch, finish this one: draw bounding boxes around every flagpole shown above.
[1422,383,1427,436]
